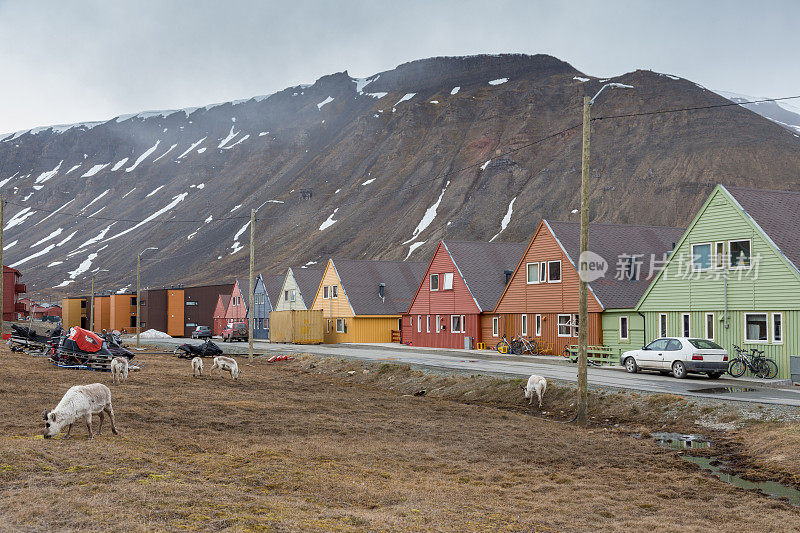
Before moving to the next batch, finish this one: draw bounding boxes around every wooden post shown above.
[577,96,591,426]
[136,253,141,348]
[0,194,4,338]
[90,274,95,332]
[248,208,255,361]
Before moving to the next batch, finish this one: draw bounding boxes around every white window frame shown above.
[336,318,346,333]
[430,274,439,291]
[691,242,712,272]
[743,313,768,343]
[772,312,783,344]
[557,314,572,337]
[572,313,579,337]
[322,286,329,299]
[492,316,498,337]
[728,239,752,269]
[417,315,421,333]
[426,315,430,333]
[713,241,725,270]
[326,319,331,333]
[705,312,715,341]
[526,263,539,284]
[443,272,454,290]
[548,261,562,283]
[435,315,440,333]
[619,316,629,341]
[521,314,528,336]
[451,315,459,333]
[290,290,296,302]
[681,313,691,338]
[540,261,547,283]
[331,285,338,299]
[535,314,542,337]
[658,313,668,338]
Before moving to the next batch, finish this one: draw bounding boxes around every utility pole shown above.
[136,247,157,348]
[1,194,4,338]
[248,208,255,362]
[90,273,96,332]
[577,96,591,426]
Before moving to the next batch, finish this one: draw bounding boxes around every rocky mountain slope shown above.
[2,54,799,297]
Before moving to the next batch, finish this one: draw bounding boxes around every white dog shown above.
[191,356,204,377]
[209,356,239,380]
[520,375,547,407]
[110,357,129,384]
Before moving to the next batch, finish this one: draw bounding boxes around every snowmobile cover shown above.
[68,327,104,353]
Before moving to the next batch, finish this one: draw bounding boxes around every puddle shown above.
[651,433,800,506]
[652,432,711,450]
[687,386,757,393]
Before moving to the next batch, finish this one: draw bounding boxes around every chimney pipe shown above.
[379,283,385,301]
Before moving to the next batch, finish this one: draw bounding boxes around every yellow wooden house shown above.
[311,258,426,343]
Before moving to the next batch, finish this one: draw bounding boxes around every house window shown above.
[331,286,338,298]
[186,301,198,306]
[573,313,579,337]
[141,321,146,329]
[451,315,463,333]
[705,312,715,340]
[443,272,454,290]
[336,318,346,333]
[290,290,296,302]
[186,322,197,327]
[772,313,783,344]
[430,274,439,291]
[326,319,331,333]
[729,239,751,268]
[535,314,541,336]
[659,313,668,337]
[744,313,768,342]
[548,261,562,283]
[526,263,539,284]
[81,300,86,309]
[521,314,528,336]
[140,299,146,306]
[619,316,629,341]
[492,317,498,337]
[682,313,690,337]
[130,296,137,306]
[691,243,712,271]
[426,315,430,333]
[290,288,295,300]
[557,314,572,337]
[417,315,421,333]
[435,315,441,333]
[540,262,547,283]
[714,242,725,269]
[129,316,136,328]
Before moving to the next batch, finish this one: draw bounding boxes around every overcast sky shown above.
[1,0,798,133]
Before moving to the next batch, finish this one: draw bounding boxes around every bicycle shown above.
[514,335,540,355]
[728,344,778,379]
[495,334,514,355]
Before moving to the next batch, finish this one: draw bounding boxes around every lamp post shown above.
[136,247,158,348]
[577,83,632,426]
[90,269,109,332]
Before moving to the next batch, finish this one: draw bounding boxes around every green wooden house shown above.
[604,185,800,378]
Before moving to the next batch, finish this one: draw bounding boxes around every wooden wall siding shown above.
[225,282,248,323]
[408,243,481,315]
[495,223,602,314]
[94,296,111,332]
[311,262,354,318]
[497,312,601,355]
[62,298,85,329]
[601,310,645,360]
[167,290,185,337]
[252,278,270,339]
[275,269,307,311]
[110,294,137,332]
[402,313,481,348]
[321,316,399,344]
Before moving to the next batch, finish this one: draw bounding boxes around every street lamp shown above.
[90,268,109,332]
[136,247,158,348]
[577,82,632,426]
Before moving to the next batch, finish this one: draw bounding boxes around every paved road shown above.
[140,337,800,407]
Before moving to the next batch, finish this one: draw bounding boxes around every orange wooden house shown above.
[493,220,684,355]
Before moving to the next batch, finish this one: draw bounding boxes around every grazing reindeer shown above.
[110,357,129,384]
[520,375,547,408]
[209,356,239,380]
[191,356,204,377]
[42,384,119,439]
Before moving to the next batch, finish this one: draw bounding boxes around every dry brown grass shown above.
[1,347,799,532]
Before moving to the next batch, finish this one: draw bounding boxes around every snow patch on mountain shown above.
[126,140,161,172]
[402,180,450,245]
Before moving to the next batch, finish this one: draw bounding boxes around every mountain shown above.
[715,90,800,134]
[2,54,800,297]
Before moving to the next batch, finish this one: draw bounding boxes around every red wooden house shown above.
[403,240,524,348]
[223,279,248,327]
[3,266,25,321]
[493,220,684,355]
[212,294,231,336]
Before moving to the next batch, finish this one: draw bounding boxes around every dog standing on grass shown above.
[520,375,547,407]
[209,356,239,380]
[191,356,203,377]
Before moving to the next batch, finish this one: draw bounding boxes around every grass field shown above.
[1,347,799,531]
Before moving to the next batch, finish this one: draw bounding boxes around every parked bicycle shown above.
[728,344,778,379]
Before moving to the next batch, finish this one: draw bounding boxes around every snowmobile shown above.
[173,338,223,359]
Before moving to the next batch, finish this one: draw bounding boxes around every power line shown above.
[593,94,800,122]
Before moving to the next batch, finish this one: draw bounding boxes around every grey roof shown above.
[442,240,526,312]
[546,220,685,309]
[332,259,427,315]
[290,267,324,305]
[724,186,800,272]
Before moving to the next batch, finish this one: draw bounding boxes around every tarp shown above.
[68,327,104,353]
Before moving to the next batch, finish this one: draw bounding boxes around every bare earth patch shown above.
[1,347,799,531]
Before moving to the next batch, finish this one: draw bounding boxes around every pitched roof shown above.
[442,240,526,312]
[332,259,427,315]
[545,220,685,309]
[723,186,800,273]
[213,294,231,317]
[290,267,324,305]
[261,274,285,306]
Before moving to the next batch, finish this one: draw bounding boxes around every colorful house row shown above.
[63,293,139,332]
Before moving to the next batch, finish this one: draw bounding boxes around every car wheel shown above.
[672,361,688,379]
[707,371,723,379]
[624,357,638,373]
